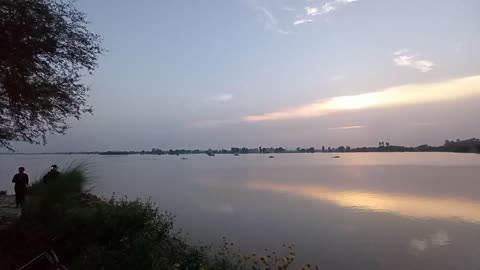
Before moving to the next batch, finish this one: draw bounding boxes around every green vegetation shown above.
[1,167,313,270]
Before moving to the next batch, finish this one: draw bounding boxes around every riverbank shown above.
[0,195,18,231]
[0,168,304,270]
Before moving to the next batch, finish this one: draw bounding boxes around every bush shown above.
[22,166,88,223]
[64,197,181,270]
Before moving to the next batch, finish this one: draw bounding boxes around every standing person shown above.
[12,167,29,208]
[43,165,60,183]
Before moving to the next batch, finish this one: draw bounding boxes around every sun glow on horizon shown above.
[244,75,480,122]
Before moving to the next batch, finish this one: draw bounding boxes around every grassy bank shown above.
[0,167,311,270]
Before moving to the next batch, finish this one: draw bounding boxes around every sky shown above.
[13,0,480,152]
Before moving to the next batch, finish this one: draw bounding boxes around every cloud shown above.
[243,75,480,122]
[293,19,313,25]
[294,0,358,26]
[209,93,233,102]
[300,4,334,18]
[393,49,434,72]
[409,239,428,255]
[430,230,451,246]
[393,48,410,56]
[321,2,336,13]
[327,125,365,130]
[409,230,451,255]
[306,6,321,16]
[256,6,289,34]
[257,7,276,28]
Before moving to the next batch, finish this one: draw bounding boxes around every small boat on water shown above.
[234,153,240,156]
[206,151,215,156]
[181,157,187,160]
[332,156,340,159]
[268,156,275,158]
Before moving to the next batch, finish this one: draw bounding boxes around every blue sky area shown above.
[14,0,480,151]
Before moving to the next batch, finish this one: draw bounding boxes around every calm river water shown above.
[1,153,480,269]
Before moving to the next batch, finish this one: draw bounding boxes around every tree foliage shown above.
[0,0,103,149]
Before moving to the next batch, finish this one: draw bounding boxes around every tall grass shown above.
[22,165,89,223]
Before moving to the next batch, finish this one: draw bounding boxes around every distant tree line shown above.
[443,138,480,153]
[96,138,480,156]
[332,138,480,153]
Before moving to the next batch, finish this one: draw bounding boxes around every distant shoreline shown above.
[2,138,480,155]
[1,152,478,155]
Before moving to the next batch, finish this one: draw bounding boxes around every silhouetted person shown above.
[43,165,60,184]
[12,167,29,208]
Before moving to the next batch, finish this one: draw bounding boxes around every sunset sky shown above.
[14,0,480,152]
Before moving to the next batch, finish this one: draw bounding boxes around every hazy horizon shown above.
[4,137,480,153]
[11,0,480,152]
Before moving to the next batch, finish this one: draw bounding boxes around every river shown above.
[1,152,480,269]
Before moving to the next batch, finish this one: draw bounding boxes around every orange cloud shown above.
[244,75,480,122]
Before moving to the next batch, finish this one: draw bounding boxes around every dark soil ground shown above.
[0,195,54,270]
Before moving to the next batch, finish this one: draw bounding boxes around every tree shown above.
[0,0,103,149]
